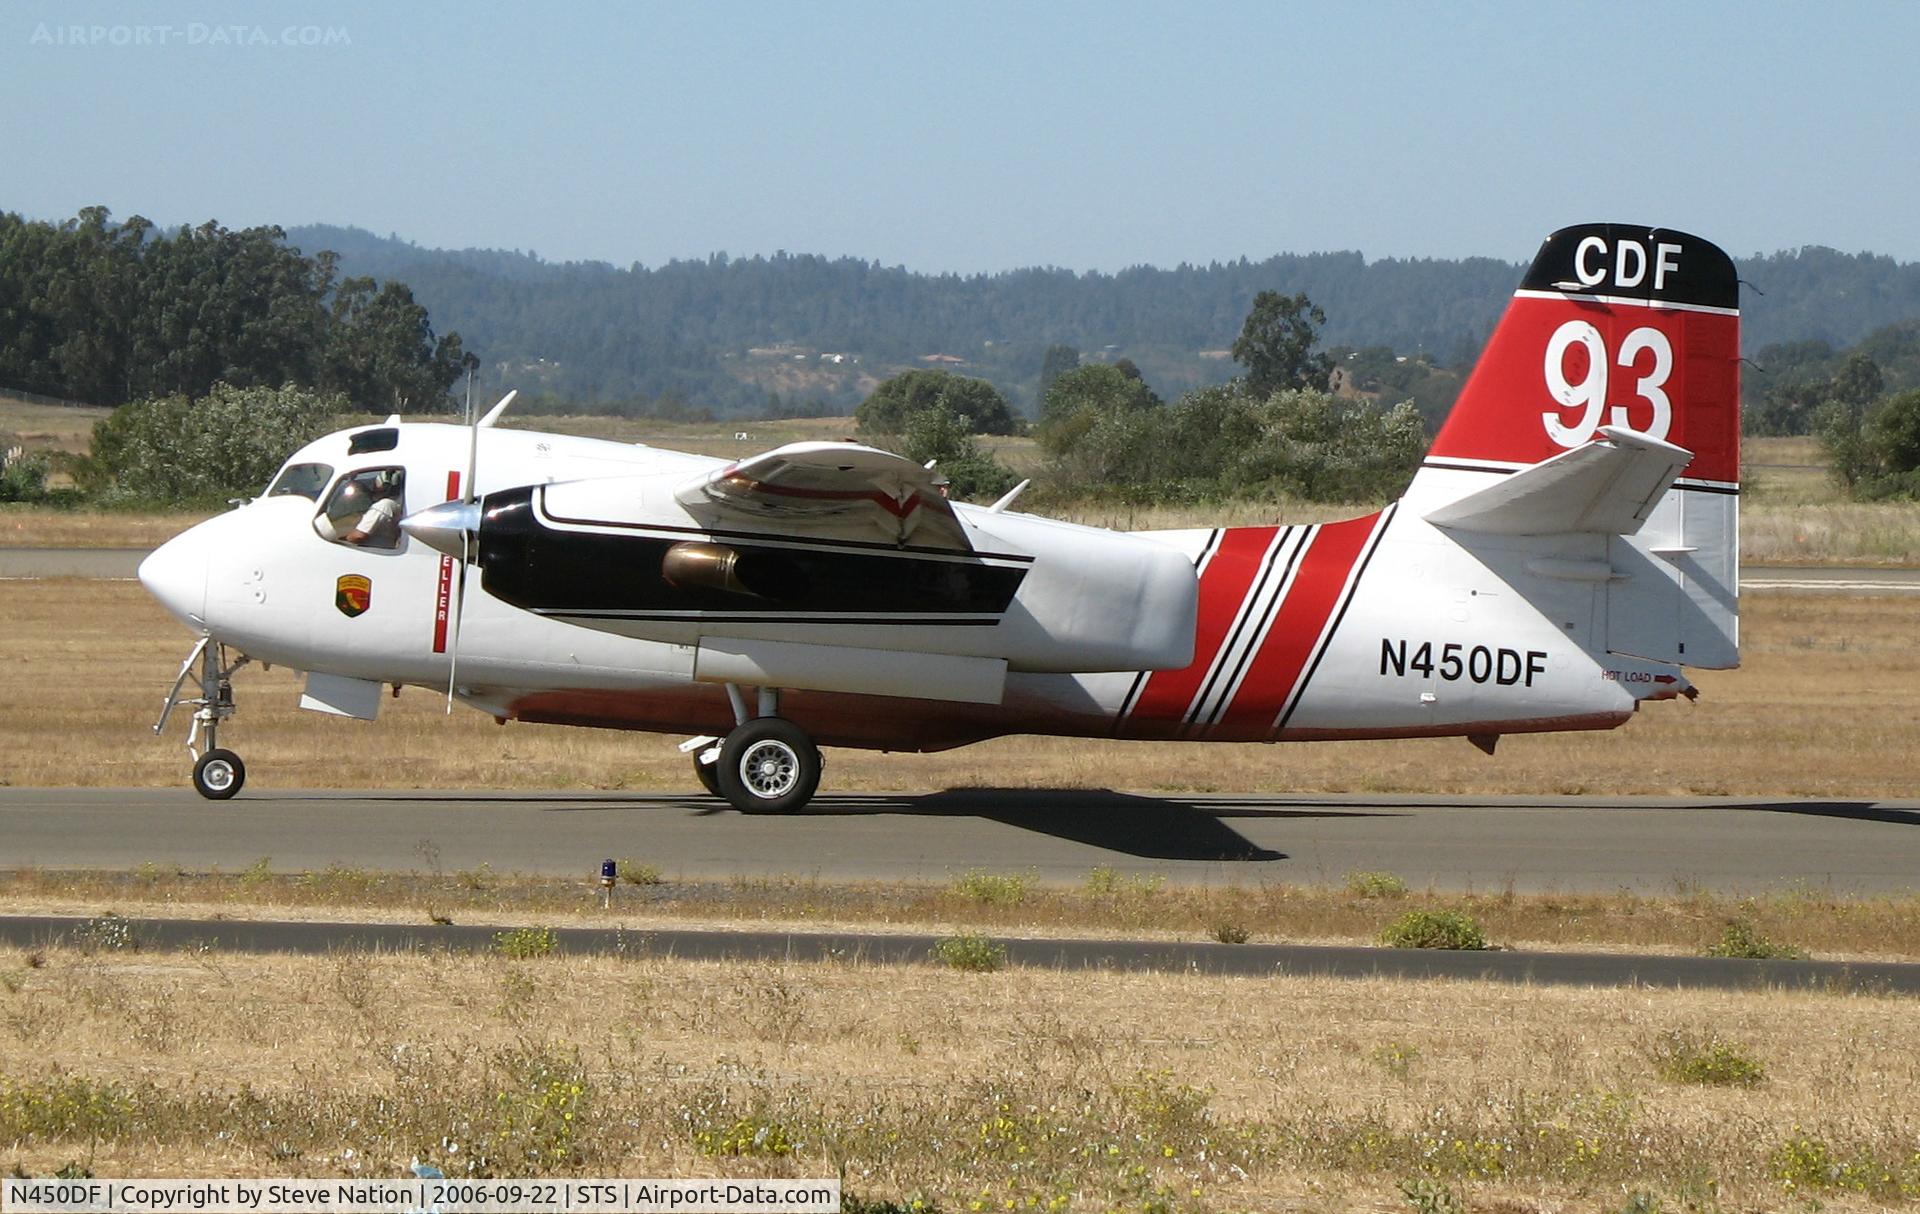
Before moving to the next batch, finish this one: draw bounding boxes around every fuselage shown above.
[139,419,1681,754]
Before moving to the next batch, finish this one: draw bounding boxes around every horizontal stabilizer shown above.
[676,441,970,549]
[1424,427,1693,537]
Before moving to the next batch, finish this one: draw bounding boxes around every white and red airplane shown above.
[141,223,1740,811]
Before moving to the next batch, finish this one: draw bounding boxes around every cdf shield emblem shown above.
[336,574,372,618]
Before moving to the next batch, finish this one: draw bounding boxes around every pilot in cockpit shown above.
[317,469,405,548]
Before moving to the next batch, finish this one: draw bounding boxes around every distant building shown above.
[918,353,966,366]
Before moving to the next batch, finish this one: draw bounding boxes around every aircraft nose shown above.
[139,527,210,626]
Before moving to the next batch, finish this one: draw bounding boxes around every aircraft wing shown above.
[674,441,971,550]
[1424,427,1694,537]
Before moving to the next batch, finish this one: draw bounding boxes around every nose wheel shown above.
[193,749,246,800]
[155,636,250,800]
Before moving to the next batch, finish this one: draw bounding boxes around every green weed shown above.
[951,870,1028,906]
[1379,909,1487,950]
[492,926,559,959]
[1648,1031,1766,1087]
[1082,866,1165,897]
[1398,1177,1463,1214]
[1346,869,1408,899]
[929,934,1006,972]
[1705,916,1807,960]
[617,858,663,886]
[692,1116,795,1157]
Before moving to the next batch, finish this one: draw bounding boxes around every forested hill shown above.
[287,223,1920,417]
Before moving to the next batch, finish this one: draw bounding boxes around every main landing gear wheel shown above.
[716,718,821,815]
[193,748,246,800]
[693,752,724,798]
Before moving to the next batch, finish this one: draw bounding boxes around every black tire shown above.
[693,752,724,798]
[716,718,821,814]
[193,748,245,800]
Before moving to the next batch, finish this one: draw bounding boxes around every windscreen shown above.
[266,462,333,501]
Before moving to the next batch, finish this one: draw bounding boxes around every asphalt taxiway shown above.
[3,787,1916,894]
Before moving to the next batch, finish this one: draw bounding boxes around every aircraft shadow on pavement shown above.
[1732,801,1920,827]
[795,788,1400,862]
[289,788,1402,862]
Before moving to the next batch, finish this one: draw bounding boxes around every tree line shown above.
[5,206,1919,507]
[293,222,1920,419]
[0,208,471,411]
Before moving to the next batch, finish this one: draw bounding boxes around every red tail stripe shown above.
[1209,513,1380,740]
[1125,526,1278,724]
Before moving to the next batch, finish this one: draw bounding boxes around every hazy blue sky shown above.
[5,1,1915,271]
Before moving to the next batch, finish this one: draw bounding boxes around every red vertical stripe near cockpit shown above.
[431,470,461,654]
[1120,526,1278,730]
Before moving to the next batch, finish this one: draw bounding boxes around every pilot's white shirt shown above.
[316,495,401,543]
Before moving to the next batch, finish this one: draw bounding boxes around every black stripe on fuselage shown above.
[542,612,1005,627]
[477,489,1028,619]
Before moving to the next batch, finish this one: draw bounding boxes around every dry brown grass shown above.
[3,866,1915,961]
[1741,501,1920,565]
[0,394,110,454]
[1,946,1915,1210]
[0,580,1914,799]
[0,506,215,548]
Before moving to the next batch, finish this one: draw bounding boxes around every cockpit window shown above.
[315,467,407,550]
[267,462,334,501]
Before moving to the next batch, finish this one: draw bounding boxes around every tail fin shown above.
[1405,224,1741,669]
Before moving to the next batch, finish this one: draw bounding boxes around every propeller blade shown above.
[445,530,469,714]
[464,410,481,506]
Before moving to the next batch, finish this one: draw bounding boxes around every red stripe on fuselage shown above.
[1205,512,1382,741]
[431,470,461,654]
[1120,526,1278,730]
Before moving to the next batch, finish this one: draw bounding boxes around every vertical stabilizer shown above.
[1405,224,1741,669]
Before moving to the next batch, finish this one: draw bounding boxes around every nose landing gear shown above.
[155,636,251,800]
